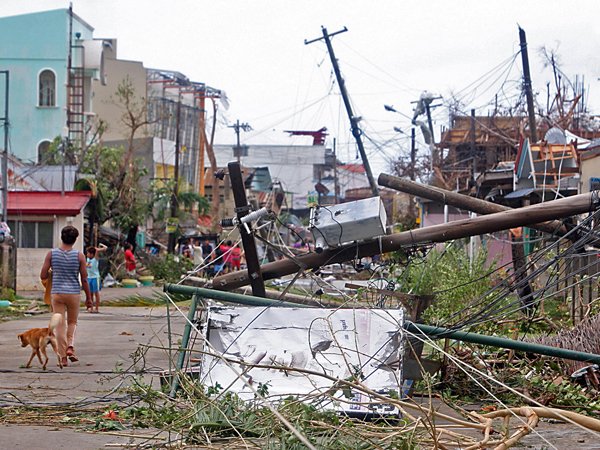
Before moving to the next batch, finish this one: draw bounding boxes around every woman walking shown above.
[40,226,92,366]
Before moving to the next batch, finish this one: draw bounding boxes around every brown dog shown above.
[18,313,63,370]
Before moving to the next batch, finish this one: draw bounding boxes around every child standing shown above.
[86,243,107,313]
[123,243,137,278]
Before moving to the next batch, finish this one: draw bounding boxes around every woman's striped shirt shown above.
[50,248,81,294]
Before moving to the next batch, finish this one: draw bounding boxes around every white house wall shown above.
[213,144,326,209]
[14,213,85,291]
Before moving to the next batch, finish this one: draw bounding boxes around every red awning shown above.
[8,191,91,216]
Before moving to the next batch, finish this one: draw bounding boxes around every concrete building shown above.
[91,39,148,141]
[0,8,106,162]
[580,142,600,194]
[7,191,90,290]
[213,144,327,212]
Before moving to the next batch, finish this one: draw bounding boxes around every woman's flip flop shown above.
[66,346,79,362]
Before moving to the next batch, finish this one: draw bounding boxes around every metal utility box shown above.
[309,196,387,252]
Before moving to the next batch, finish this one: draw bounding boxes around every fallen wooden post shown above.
[212,191,600,291]
[378,173,567,236]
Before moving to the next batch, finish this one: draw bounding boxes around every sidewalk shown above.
[17,285,165,303]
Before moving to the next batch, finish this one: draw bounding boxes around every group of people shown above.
[39,226,136,367]
[39,226,247,368]
[212,240,243,274]
[179,238,244,276]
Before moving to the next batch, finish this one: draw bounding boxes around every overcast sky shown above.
[3,0,600,175]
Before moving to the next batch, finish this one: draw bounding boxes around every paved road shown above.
[0,287,186,449]
[4,287,600,448]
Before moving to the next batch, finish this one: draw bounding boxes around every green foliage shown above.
[179,191,210,214]
[79,144,149,231]
[395,243,496,325]
[0,287,16,302]
[150,179,210,224]
[119,379,416,449]
[524,368,600,415]
[147,254,194,283]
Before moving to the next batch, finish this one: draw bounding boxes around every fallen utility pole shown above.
[212,191,599,290]
[378,173,567,236]
[164,283,301,307]
[305,27,378,196]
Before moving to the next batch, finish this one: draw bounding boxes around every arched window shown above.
[37,140,52,164]
[38,70,56,107]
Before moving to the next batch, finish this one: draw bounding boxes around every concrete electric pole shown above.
[305,27,379,197]
[229,119,252,163]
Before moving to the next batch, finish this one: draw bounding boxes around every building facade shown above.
[0,8,105,163]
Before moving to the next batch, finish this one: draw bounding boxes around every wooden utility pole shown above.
[227,161,266,297]
[470,109,477,180]
[378,173,567,236]
[0,71,8,223]
[333,137,339,204]
[305,27,378,197]
[197,94,206,196]
[519,26,538,143]
[167,93,182,253]
[212,191,599,291]
[410,128,416,181]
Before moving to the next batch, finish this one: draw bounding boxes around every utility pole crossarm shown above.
[305,26,379,197]
[228,119,252,163]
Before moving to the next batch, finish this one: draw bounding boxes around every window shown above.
[7,220,53,248]
[38,70,56,107]
[37,140,52,164]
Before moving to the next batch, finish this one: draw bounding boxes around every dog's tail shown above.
[48,313,63,336]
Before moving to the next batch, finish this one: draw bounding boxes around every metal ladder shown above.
[67,43,85,149]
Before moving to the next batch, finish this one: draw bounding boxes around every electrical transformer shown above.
[309,196,387,253]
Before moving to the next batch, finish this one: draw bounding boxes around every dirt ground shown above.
[0,286,599,449]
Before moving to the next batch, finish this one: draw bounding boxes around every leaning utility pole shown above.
[410,128,416,181]
[227,161,266,297]
[305,27,378,196]
[519,26,538,143]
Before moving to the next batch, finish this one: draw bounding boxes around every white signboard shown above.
[199,307,404,416]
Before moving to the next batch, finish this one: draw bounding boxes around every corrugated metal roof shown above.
[503,188,535,199]
[8,191,91,215]
[20,166,78,191]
